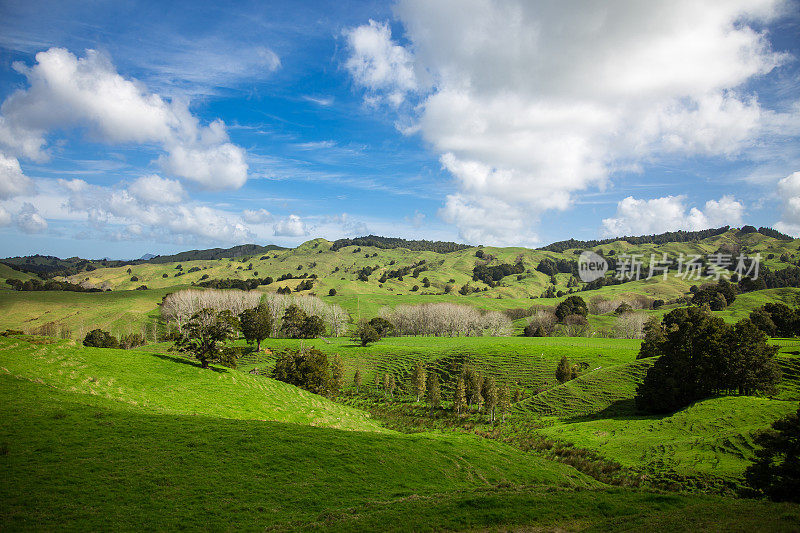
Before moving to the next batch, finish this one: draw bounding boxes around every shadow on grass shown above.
[148,352,229,373]
[563,399,662,423]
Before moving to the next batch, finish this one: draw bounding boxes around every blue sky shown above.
[0,0,799,259]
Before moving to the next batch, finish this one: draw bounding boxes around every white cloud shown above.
[0,48,248,189]
[0,205,11,226]
[0,152,34,198]
[774,171,800,236]
[255,47,282,72]
[302,95,334,107]
[273,214,308,237]
[128,175,184,205]
[601,195,744,237]
[242,208,273,224]
[15,202,47,233]
[344,19,417,106]
[345,0,795,244]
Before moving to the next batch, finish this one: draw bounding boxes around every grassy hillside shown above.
[0,336,381,431]
[2,336,799,531]
[231,336,641,398]
[538,395,797,483]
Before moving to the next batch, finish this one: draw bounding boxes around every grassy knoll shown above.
[0,336,381,431]
[537,395,798,484]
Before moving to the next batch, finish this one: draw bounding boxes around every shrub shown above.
[328,288,337,296]
[120,333,145,349]
[351,321,380,346]
[555,296,588,322]
[130,276,139,282]
[83,329,119,349]
[745,404,800,502]
[271,348,332,395]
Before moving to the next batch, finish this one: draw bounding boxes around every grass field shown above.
[2,335,799,531]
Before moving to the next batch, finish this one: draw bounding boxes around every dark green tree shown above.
[555,296,588,322]
[368,317,394,336]
[637,316,666,359]
[330,353,345,392]
[271,348,331,394]
[83,329,119,349]
[412,361,427,402]
[352,321,380,346]
[453,374,467,415]
[555,355,572,383]
[239,303,272,351]
[174,309,239,369]
[745,404,800,502]
[426,372,441,410]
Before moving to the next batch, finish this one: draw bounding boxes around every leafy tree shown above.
[373,372,381,391]
[453,374,467,415]
[330,354,345,392]
[239,303,272,351]
[635,307,781,413]
[368,317,394,336]
[555,355,572,384]
[497,383,511,422]
[750,308,778,337]
[383,373,396,398]
[482,376,498,421]
[328,288,337,296]
[614,303,633,314]
[637,316,666,359]
[555,296,588,322]
[426,372,441,409]
[352,321,380,346]
[761,303,799,337]
[119,332,145,349]
[353,368,362,392]
[412,361,427,402]
[280,305,325,339]
[271,348,331,394]
[745,404,800,502]
[83,329,119,349]
[174,309,239,369]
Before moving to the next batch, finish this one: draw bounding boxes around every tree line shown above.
[330,235,471,253]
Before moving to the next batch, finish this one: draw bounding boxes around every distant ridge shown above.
[145,244,286,264]
[330,235,471,254]
[138,253,156,261]
[539,226,732,253]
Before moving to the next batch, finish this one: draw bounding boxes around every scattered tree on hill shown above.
[373,372,381,391]
[239,303,272,351]
[426,372,441,410]
[280,305,325,339]
[454,374,467,415]
[482,376,498,421]
[174,309,239,369]
[119,332,144,349]
[412,361,427,402]
[353,368,362,392]
[271,348,332,395]
[368,317,394,337]
[83,329,119,349]
[383,373,396,398]
[330,354,345,392]
[352,320,381,346]
[555,295,588,322]
[637,316,667,359]
[744,403,800,502]
[555,355,573,384]
[751,303,800,337]
[497,383,511,422]
[635,307,781,413]
[328,288,337,296]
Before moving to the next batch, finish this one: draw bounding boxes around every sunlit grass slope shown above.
[0,336,381,431]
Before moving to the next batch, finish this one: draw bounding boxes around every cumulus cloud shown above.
[774,171,800,236]
[344,20,418,106]
[345,0,794,244]
[242,208,273,224]
[15,202,47,233]
[0,205,11,226]
[601,195,745,237]
[61,180,252,243]
[128,175,184,204]
[0,152,34,198]
[273,214,308,237]
[0,48,248,189]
